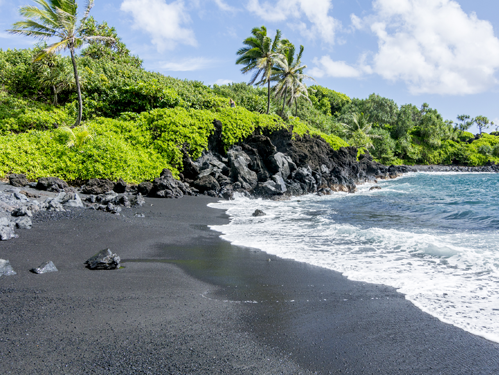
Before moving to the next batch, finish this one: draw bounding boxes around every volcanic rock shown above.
[0,259,16,276]
[36,177,68,192]
[193,175,220,193]
[30,261,58,274]
[85,249,121,270]
[252,209,266,217]
[113,178,127,194]
[9,174,28,187]
[82,179,115,195]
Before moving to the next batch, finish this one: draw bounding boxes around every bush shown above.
[477,144,492,156]
[458,131,474,142]
[290,117,349,150]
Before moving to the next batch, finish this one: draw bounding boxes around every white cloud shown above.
[246,0,339,44]
[213,79,234,85]
[362,0,499,95]
[161,57,217,71]
[309,56,362,78]
[213,0,237,12]
[121,0,197,51]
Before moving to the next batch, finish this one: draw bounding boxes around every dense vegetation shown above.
[1,13,498,183]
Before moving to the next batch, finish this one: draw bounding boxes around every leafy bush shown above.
[290,117,349,150]
[477,144,492,155]
[0,123,166,183]
[458,131,474,142]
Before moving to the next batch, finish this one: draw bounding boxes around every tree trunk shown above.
[282,91,287,114]
[295,100,297,116]
[70,46,82,128]
[267,80,271,114]
[52,85,58,106]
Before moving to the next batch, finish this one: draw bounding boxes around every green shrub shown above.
[0,121,167,183]
[477,144,492,155]
[458,131,474,142]
[290,117,349,150]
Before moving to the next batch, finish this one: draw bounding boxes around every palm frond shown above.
[80,0,95,26]
[34,39,69,60]
[271,29,282,52]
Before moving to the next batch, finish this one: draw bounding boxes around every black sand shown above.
[1,196,499,374]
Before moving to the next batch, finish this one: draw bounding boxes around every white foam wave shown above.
[208,193,499,343]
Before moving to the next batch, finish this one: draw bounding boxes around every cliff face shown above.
[172,124,413,200]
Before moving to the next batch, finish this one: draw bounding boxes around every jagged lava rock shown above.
[0,217,16,241]
[0,259,16,276]
[193,175,220,193]
[252,209,266,217]
[36,177,68,192]
[82,179,115,195]
[85,249,121,270]
[113,178,127,194]
[9,174,28,187]
[31,261,58,274]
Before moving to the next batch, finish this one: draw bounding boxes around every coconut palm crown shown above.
[270,43,314,115]
[236,26,284,114]
[342,112,381,150]
[8,0,114,127]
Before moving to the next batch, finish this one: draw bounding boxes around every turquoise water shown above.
[210,173,499,343]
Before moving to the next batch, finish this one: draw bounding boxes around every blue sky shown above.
[2,0,499,133]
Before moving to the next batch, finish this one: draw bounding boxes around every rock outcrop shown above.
[165,128,413,200]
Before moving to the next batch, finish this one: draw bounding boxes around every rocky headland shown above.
[3,123,497,244]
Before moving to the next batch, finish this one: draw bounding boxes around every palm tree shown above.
[8,0,114,127]
[236,26,283,114]
[342,112,380,149]
[288,78,312,116]
[270,43,313,115]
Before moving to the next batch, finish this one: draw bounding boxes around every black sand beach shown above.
[1,195,499,374]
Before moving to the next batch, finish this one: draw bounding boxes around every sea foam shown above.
[209,173,499,343]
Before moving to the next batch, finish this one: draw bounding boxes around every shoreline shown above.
[1,195,499,373]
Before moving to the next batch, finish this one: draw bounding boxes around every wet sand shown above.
[1,196,499,374]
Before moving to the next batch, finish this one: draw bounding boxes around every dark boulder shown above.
[138,182,153,196]
[370,186,382,191]
[150,168,195,198]
[82,179,115,195]
[36,177,68,192]
[30,261,58,274]
[252,209,266,217]
[227,148,258,190]
[113,178,127,193]
[9,174,28,187]
[193,175,220,193]
[85,249,121,270]
[182,149,200,180]
[207,119,225,155]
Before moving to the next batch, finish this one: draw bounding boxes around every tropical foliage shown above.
[1,20,498,184]
[8,0,114,127]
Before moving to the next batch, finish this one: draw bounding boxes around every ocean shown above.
[209,172,499,343]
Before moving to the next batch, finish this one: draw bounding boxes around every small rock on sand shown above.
[0,259,16,276]
[85,249,121,270]
[30,261,58,274]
